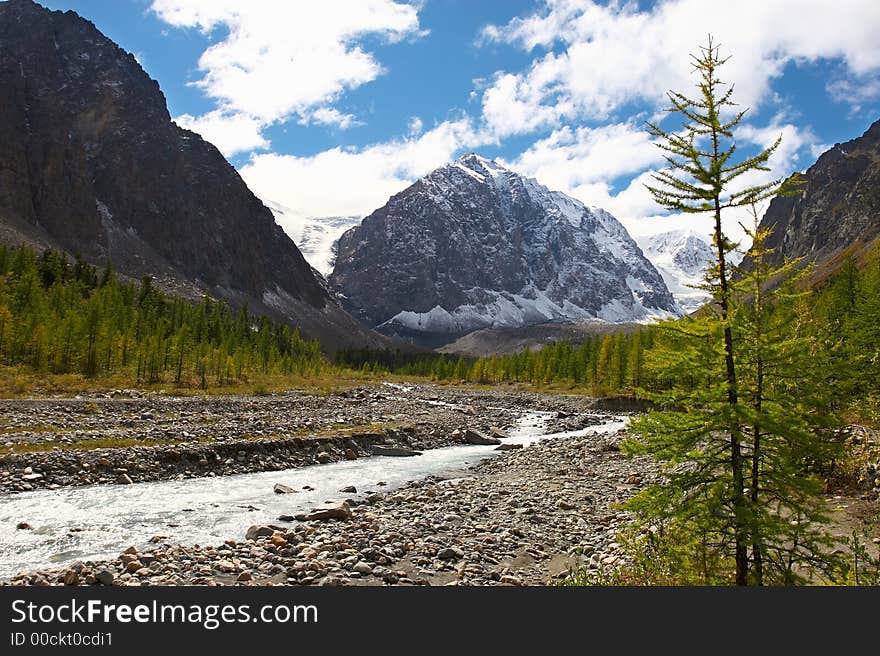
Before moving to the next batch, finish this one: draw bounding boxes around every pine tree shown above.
[733,207,843,584]
[625,37,803,584]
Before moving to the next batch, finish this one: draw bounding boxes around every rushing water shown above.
[0,411,626,578]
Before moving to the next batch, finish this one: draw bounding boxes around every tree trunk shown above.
[713,195,747,586]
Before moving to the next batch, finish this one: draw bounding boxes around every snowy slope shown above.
[330,153,679,343]
[637,228,715,314]
[266,201,360,276]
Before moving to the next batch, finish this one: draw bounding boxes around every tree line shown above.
[0,244,326,387]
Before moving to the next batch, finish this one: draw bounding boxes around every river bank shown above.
[0,384,607,493]
[4,414,654,586]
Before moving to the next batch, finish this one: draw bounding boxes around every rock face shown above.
[637,228,715,314]
[330,153,677,346]
[745,119,880,273]
[0,0,382,351]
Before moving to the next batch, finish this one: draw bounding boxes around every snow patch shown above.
[266,200,360,276]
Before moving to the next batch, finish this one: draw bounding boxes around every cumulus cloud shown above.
[505,116,819,243]
[307,107,362,130]
[151,0,423,153]
[827,75,880,115]
[240,118,480,222]
[480,0,880,136]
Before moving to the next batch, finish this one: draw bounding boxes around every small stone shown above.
[237,571,253,582]
[340,485,357,494]
[353,562,373,574]
[316,451,333,464]
[126,560,143,573]
[556,500,576,511]
[499,575,523,586]
[274,483,296,494]
[117,473,133,485]
[16,522,33,530]
[63,569,79,586]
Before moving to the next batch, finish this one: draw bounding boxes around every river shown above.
[0,410,626,578]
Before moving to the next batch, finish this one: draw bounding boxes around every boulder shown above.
[95,570,115,586]
[301,500,352,522]
[371,446,422,457]
[464,429,501,445]
[438,547,464,561]
[273,483,296,494]
[245,525,275,541]
[495,443,523,451]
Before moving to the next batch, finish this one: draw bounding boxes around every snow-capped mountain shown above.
[330,153,679,345]
[636,229,715,314]
[266,201,361,276]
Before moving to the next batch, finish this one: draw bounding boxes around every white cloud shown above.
[151,0,423,151]
[240,118,480,222]
[509,122,663,189]
[505,117,819,245]
[827,75,880,115]
[407,116,424,135]
[174,110,269,155]
[480,0,880,136]
[307,107,361,130]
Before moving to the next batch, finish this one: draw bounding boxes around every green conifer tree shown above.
[624,37,802,584]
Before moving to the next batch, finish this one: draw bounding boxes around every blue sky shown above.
[35,0,880,243]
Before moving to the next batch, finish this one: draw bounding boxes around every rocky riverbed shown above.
[0,384,609,493]
[5,416,657,586]
[4,383,877,587]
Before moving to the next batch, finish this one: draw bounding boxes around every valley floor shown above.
[0,384,876,586]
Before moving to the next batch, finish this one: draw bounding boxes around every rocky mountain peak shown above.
[330,154,678,346]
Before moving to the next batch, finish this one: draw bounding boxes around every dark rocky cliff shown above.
[0,0,384,351]
[748,119,880,272]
